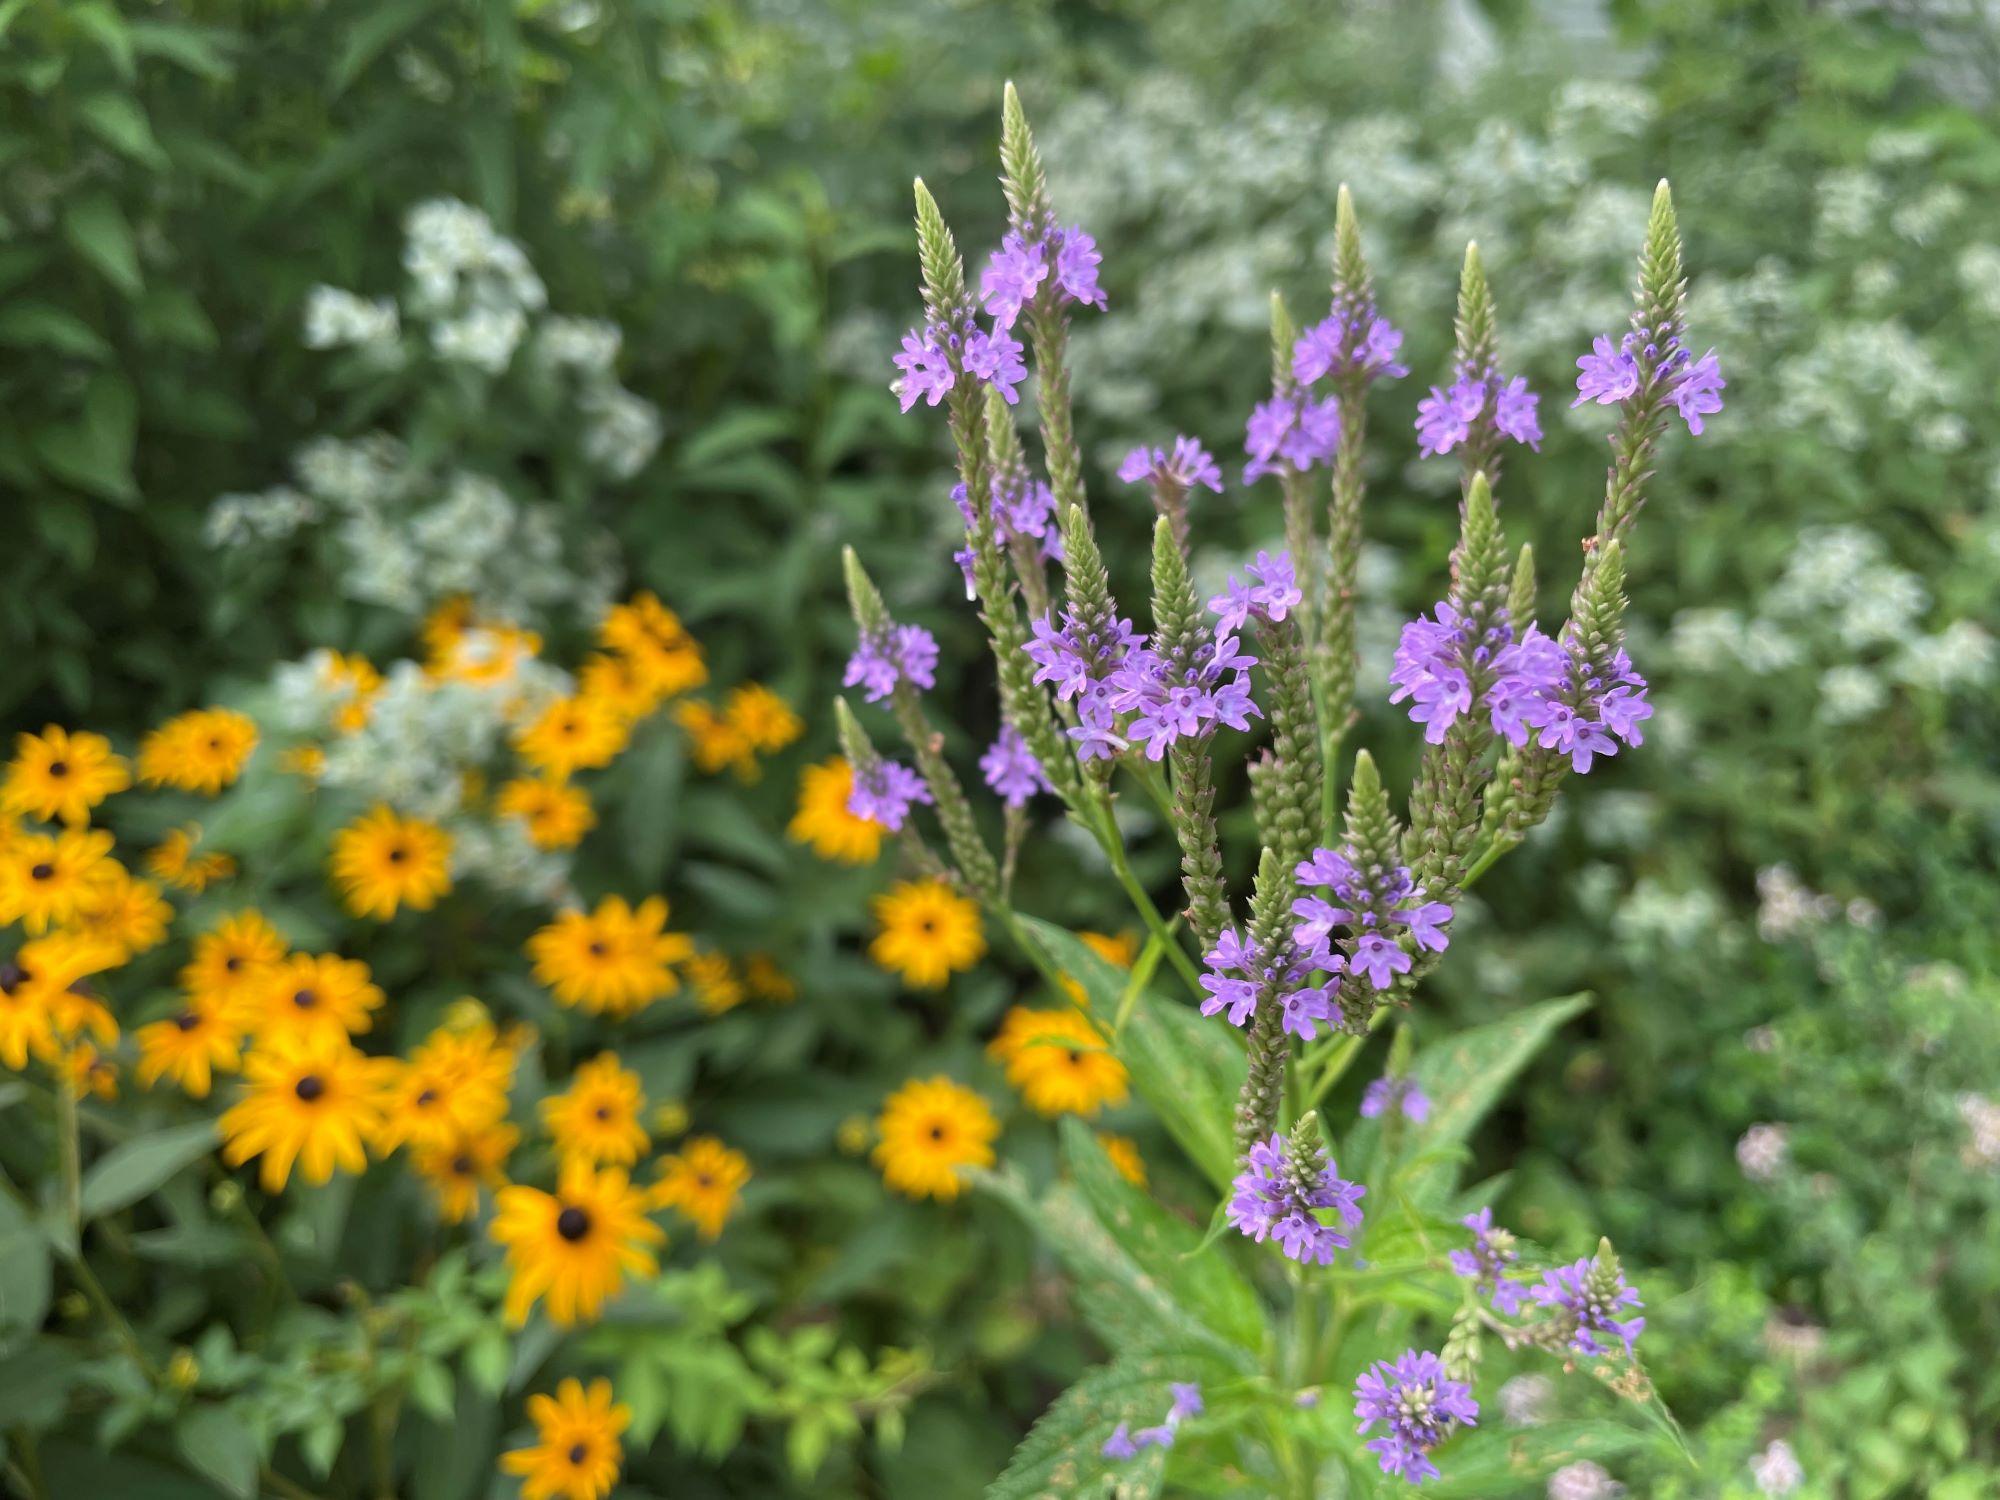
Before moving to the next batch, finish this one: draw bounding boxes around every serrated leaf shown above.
[1018,917,1242,1192]
[1418,1418,1655,1498]
[79,1120,219,1219]
[988,1354,1236,1500]
[1059,1121,1264,1355]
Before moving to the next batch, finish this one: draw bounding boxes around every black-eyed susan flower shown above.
[0,951,57,1069]
[867,879,985,989]
[599,592,705,699]
[3,932,121,1070]
[137,708,258,794]
[1098,1132,1147,1187]
[135,994,244,1099]
[412,1121,519,1224]
[541,1054,648,1167]
[0,827,116,933]
[179,909,288,1019]
[526,896,690,1017]
[987,1006,1130,1118]
[423,602,541,688]
[144,825,236,893]
[513,695,628,781]
[576,652,666,722]
[491,1159,664,1326]
[683,951,743,1016]
[56,1040,119,1099]
[1,726,130,826]
[328,805,453,920]
[496,777,596,850]
[250,952,384,1044]
[650,1136,750,1241]
[375,1020,517,1154]
[500,1377,630,1500]
[315,651,382,733]
[872,1076,998,1201]
[67,866,172,962]
[723,682,802,754]
[742,953,796,1004]
[673,700,755,777]
[218,1030,391,1192]
[786,757,882,865]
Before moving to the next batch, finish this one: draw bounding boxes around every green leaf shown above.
[410,1380,497,1500]
[1059,1120,1264,1354]
[174,1404,260,1499]
[330,0,437,92]
[0,1191,51,1334]
[988,1355,1234,1499]
[1397,994,1591,1205]
[619,725,685,886]
[33,370,139,503]
[80,1120,219,1219]
[77,92,168,169]
[1017,917,1243,1192]
[1418,1419,1654,1498]
[0,302,112,360]
[61,192,142,296]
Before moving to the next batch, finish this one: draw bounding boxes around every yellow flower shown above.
[144,825,236,892]
[577,652,667,722]
[868,879,985,989]
[787,757,882,865]
[684,952,744,1016]
[500,1377,630,1500]
[987,1006,1130,1118]
[279,745,327,780]
[250,952,384,1044]
[137,708,258,794]
[411,1122,518,1224]
[329,805,453,920]
[496,777,596,850]
[673,700,754,777]
[425,607,542,687]
[514,695,629,781]
[66,866,172,962]
[743,954,797,1004]
[0,826,116,933]
[2,726,130,826]
[599,593,706,698]
[527,897,691,1017]
[180,910,287,1018]
[375,1021,517,1153]
[316,651,382,733]
[650,1136,750,1241]
[56,1041,119,1100]
[1098,1133,1148,1187]
[1062,929,1140,1005]
[4,932,120,1065]
[725,683,802,754]
[218,1031,390,1192]
[491,1160,664,1326]
[0,951,56,1069]
[873,1077,998,1201]
[135,994,244,1099]
[541,1054,649,1167]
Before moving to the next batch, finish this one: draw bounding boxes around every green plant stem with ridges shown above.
[889,685,999,901]
[1259,614,1325,875]
[1232,849,1296,1155]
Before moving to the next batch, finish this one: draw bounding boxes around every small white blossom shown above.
[1752,1438,1804,1497]
[1736,1124,1790,1183]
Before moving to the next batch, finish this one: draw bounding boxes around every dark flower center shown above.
[47,760,68,778]
[0,963,25,994]
[293,988,317,1009]
[386,845,406,864]
[555,1206,591,1242]
[588,941,607,956]
[224,956,243,972]
[928,1124,946,1142]
[294,1074,326,1102]
[29,863,54,881]
[695,1174,714,1189]
[1066,1050,1082,1066]
[450,1153,474,1175]
[175,1011,202,1032]
[417,1089,437,1106]
[568,1442,589,1465]
[593,1105,611,1121]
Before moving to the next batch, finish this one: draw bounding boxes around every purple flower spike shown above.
[892,328,955,412]
[1360,1075,1430,1123]
[1294,845,1452,988]
[1529,1257,1646,1358]
[1447,1207,1525,1315]
[844,623,939,703]
[1292,310,1409,385]
[1054,226,1107,308]
[1572,334,1643,407]
[1208,549,1302,633]
[1415,371,1542,457]
[1670,348,1725,434]
[1493,375,1543,448]
[1245,394,1341,482]
[979,725,1049,808]
[1132,1424,1175,1450]
[845,759,932,831]
[1167,1383,1204,1424]
[979,233,1049,329]
[1119,436,1223,494]
[1353,1349,1478,1486]
[1100,1423,1138,1461]
[1227,1132,1365,1265]
[961,326,1027,405]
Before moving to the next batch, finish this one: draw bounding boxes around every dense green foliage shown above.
[3,0,1998,1495]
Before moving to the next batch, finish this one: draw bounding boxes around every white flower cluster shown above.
[1547,1460,1622,1500]
[265,651,575,905]
[208,198,659,625]
[1956,1092,2000,1169]
[1751,1439,1804,1498]
[1613,877,1724,951]
[1671,526,1991,725]
[1754,864,1882,944]
[1735,1123,1790,1183]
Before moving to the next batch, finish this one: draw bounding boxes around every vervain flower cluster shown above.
[1227,1122,1366,1265]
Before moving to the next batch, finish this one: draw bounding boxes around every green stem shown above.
[55,1078,81,1234]
[261,1465,330,1500]
[70,1251,161,1384]
[1089,800,1205,997]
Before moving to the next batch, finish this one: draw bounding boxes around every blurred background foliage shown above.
[5,0,2000,1494]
